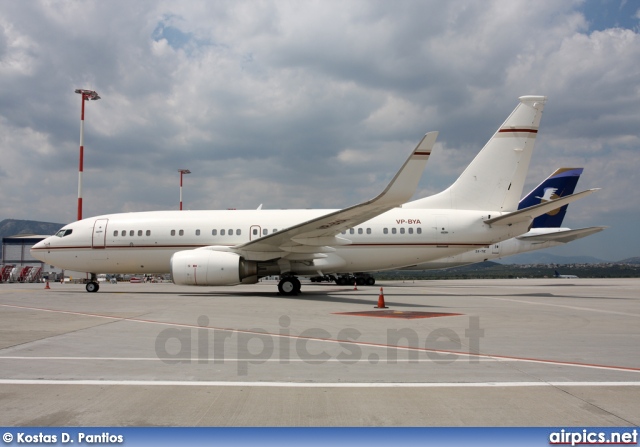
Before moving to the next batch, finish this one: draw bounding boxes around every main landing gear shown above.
[85,273,99,293]
[278,276,301,296]
[335,274,375,286]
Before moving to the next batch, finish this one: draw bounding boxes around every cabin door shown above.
[92,219,108,248]
[250,225,262,241]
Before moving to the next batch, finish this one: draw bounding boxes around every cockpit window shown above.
[55,229,73,237]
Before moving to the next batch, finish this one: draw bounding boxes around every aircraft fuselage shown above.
[31,208,529,275]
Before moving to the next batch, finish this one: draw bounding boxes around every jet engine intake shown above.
[170,250,258,286]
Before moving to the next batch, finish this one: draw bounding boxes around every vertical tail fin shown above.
[518,168,583,228]
[405,95,547,211]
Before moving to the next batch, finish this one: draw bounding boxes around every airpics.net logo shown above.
[549,429,638,446]
[154,315,484,375]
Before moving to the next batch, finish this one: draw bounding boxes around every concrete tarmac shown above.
[0,278,638,426]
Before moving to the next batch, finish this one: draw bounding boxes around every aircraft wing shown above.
[516,226,607,243]
[232,132,438,260]
[484,188,600,226]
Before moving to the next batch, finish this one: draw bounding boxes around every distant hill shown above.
[453,261,501,270]
[494,252,607,265]
[619,257,640,265]
[0,219,64,257]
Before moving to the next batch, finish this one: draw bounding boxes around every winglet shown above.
[373,131,438,206]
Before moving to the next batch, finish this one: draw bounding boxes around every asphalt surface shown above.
[0,278,638,426]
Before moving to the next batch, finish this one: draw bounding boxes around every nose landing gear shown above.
[85,273,100,292]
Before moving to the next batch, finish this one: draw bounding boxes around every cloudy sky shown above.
[1,0,638,261]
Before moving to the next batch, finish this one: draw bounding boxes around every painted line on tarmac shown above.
[480,296,640,317]
[2,303,640,374]
[0,379,639,388]
[1,356,639,372]
[0,356,508,363]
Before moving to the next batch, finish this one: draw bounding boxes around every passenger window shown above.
[417,228,422,234]
[130,230,134,236]
[138,230,142,236]
[263,229,267,235]
[179,230,184,236]
[400,228,405,234]
[146,230,151,236]
[221,229,226,236]
[171,230,175,236]
[392,228,397,234]
[408,228,413,234]
[273,229,278,233]
[229,229,234,236]
[212,229,217,236]
[383,228,388,234]
[358,228,363,235]
[113,231,118,237]
[196,229,200,236]
[237,229,241,236]
[349,229,355,234]
[253,229,258,236]
[122,230,126,237]
[366,228,371,234]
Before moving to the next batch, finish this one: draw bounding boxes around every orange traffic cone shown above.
[44,281,50,289]
[375,287,388,309]
[353,279,358,291]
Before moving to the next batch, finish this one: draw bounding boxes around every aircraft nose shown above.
[30,239,50,262]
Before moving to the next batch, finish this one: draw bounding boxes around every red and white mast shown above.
[178,169,191,210]
[74,89,100,221]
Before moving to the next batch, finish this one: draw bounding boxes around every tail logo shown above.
[536,187,561,215]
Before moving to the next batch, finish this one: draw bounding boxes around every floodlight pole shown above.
[178,169,191,210]
[74,89,101,221]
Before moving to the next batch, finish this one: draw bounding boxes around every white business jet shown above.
[31,96,598,294]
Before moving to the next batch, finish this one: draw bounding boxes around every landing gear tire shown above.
[336,277,347,286]
[293,277,301,293]
[278,277,300,296]
[86,281,99,293]
[365,276,375,286]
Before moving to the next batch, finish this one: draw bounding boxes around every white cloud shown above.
[0,0,638,260]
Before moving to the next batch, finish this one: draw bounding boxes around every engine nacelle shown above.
[170,250,258,286]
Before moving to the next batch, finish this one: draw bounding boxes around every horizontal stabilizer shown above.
[517,226,607,243]
[484,189,600,226]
